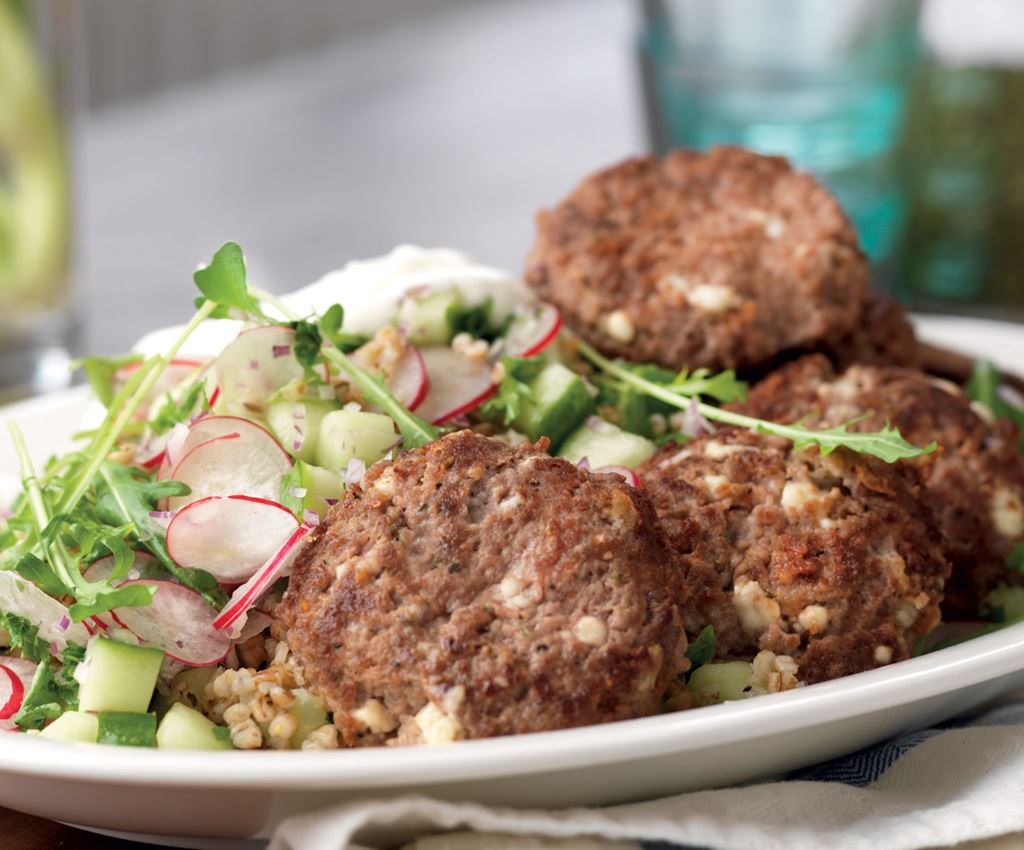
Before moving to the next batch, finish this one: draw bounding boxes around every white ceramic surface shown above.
[0,316,1022,846]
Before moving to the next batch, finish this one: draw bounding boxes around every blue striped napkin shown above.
[270,693,1024,850]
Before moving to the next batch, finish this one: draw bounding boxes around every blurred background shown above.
[1,0,1022,400]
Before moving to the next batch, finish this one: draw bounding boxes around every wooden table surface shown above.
[0,807,158,850]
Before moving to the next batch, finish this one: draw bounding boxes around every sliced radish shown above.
[503,302,562,358]
[110,580,230,666]
[0,665,26,721]
[0,572,90,652]
[166,495,300,584]
[168,428,292,511]
[594,465,642,488]
[234,609,273,643]
[212,325,304,416]
[388,345,430,411]
[0,656,38,685]
[415,347,497,424]
[213,522,314,634]
[168,415,286,478]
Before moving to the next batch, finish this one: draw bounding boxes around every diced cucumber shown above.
[513,363,595,449]
[395,287,463,346]
[688,661,753,707]
[984,585,1024,621]
[97,711,157,747]
[156,702,233,751]
[296,460,345,517]
[267,400,334,463]
[39,711,98,743]
[315,409,397,474]
[77,636,164,715]
[286,689,329,748]
[559,418,656,469]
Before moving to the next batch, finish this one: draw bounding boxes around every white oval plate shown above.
[0,316,1022,848]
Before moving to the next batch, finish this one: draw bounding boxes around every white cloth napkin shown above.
[268,694,1024,850]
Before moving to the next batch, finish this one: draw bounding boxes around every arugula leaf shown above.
[149,379,209,435]
[576,340,934,463]
[13,553,68,598]
[319,304,367,352]
[94,463,225,607]
[72,353,143,407]
[967,361,1024,453]
[1008,543,1024,575]
[319,307,438,449]
[684,625,716,675]
[448,298,505,342]
[670,367,748,405]
[14,654,82,730]
[0,610,50,662]
[192,242,266,320]
[479,357,544,426]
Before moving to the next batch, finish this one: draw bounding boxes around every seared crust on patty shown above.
[526,146,869,372]
[279,431,686,746]
[735,355,1024,617]
[818,292,920,370]
[638,429,949,683]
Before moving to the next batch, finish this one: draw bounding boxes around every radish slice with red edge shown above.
[168,428,292,511]
[0,664,26,721]
[169,416,285,479]
[166,495,299,583]
[212,325,305,416]
[388,345,430,411]
[0,571,90,652]
[213,522,314,635]
[234,609,273,643]
[593,465,642,488]
[503,302,562,358]
[414,347,497,424]
[0,656,37,685]
[84,552,170,633]
[110,580,230,666]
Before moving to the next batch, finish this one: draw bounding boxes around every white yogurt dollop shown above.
[133,245,533,358]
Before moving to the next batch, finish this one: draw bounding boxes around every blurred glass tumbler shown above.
[640,0,922,278]
[0,0,75,400]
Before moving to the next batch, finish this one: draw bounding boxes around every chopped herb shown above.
[967,361,1024,453]
[148,379,210,435]
[448,298,505,342]
[14,651,83,730]
[0,611,50,663]
[684,625,716,677]
[479,356,545,426]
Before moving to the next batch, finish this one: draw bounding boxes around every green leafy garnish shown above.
[95,463,225,608]
[967,361,1024,453]
[14,649,83,731]
[449,298,506,342]
[684,625,716,676]
[319,303,368,352]
[576,340,935,463]
[148,378,210,436]
[192,241,266,321]
[319,304,439,450]
[0,611,50,663]
[72,353,143,407]
[1007,543,1024,575]
[480,356,545,426]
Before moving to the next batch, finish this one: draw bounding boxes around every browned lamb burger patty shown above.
[637,429,950,684]
[525,146,869,372]
[278,430,687,746]
[735,355,1024,618]
[817,291,920,371]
